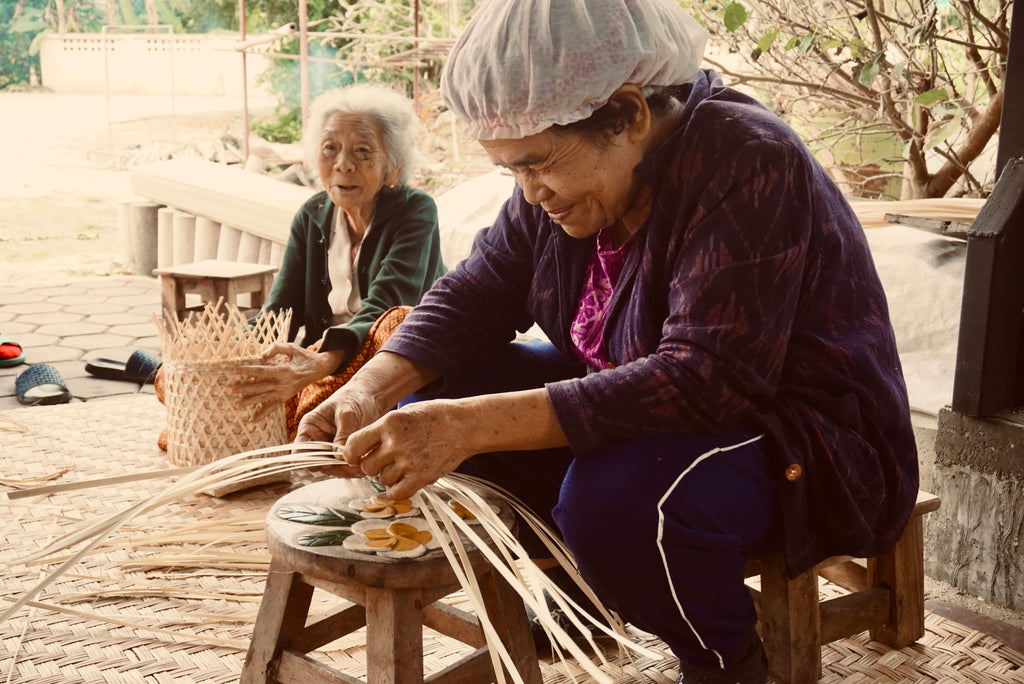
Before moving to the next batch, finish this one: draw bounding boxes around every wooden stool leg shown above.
[365,586,424,684]
[758,555,821,684]
[159,277,186,321]
[241,563,316,684]
[477,567,543,684]
[869,513,925,646]
[249,272,275,311]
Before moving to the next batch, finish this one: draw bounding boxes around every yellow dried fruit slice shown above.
[449,500,476,520]
[392,536,420,552]
[387,522,419,536]
[365,537,398,548]
[364,528,392,540]
[410,530,433,545]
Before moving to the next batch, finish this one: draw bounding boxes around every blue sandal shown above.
[16,364,72,406]
[0,333,25,368]
[85,349,162,384]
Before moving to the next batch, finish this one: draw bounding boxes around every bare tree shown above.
[689,0,1010,199]
[106,0,120,27]
[143,0,159,26]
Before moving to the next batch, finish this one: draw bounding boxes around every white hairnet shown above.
[440,0,709,141]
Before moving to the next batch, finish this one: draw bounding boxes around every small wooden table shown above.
[241,480,542,684]
[153,259,278,321]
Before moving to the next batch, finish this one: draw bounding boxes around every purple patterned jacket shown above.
[383,70,919,575]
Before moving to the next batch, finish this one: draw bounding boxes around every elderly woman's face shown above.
[480,128,644,239]
[317,112,397,215]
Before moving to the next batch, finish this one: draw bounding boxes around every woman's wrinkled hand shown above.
[342,399,476,501]
[294,383,386,472]
[232,343,344,419]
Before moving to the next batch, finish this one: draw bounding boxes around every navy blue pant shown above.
[403,340,784,668]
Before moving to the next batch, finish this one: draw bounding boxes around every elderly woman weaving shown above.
[296,1,919,682]
[228,84,446,439]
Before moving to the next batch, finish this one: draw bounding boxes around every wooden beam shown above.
[952,158,1024,415]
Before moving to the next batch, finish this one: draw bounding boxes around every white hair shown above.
[303,84,418,184]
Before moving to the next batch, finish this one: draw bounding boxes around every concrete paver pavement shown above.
[0,275,162,411]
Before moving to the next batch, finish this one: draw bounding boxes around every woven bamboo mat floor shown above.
[1,395,1023,683]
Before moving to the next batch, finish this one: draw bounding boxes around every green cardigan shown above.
[261,185,446,362]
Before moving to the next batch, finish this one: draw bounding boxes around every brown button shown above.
[785,464,802,481]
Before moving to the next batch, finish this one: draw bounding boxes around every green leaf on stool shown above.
[298,529,355,547]
[276,505,363,527]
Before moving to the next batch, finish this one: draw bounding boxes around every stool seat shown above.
[241,479,542,684]
[154,259,278,321]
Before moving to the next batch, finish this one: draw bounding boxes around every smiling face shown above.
[316,112,399,226]
[480,126,648,240]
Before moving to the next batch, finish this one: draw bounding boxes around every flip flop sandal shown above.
[15,364,72,406]
[0,333,25,368]
[85,349,162,384]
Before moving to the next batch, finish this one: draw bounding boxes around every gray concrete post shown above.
[157,207,175,269]
[129,200,161,276]
[172,212,197,266]
[217,225,242,261]
[194,216,221,261]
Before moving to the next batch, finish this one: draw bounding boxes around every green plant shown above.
[688,0,1009,199]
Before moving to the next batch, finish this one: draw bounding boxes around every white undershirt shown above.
[325,208,365,328]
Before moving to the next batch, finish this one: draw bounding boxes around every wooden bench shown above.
[746,490,941,684]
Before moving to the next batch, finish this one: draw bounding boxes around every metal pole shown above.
[239,0,250,160]
[413,0,420,110]
[299,0,310,128]
[103,24,112,146]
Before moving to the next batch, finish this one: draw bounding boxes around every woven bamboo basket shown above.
[157,300,292,468]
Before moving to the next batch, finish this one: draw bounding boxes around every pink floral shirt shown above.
[570,229,638,369]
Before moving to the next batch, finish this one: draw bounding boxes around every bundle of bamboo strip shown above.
[156,301,291,469]
[2,441,663,683]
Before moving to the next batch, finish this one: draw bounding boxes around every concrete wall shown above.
[39,33,276,97]
[927,408,1024,611]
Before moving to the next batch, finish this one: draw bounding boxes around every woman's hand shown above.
[343,399,477,500]
[233,343,346,418]
[294,383,383,478]
[293,350,445,484]
[295,383,387,450]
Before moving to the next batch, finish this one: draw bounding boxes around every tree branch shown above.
[927,88,1003,196]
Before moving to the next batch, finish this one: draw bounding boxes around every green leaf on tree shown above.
[757,29,779,53]
[798,33,815,52]
[723,2,748,32]
[29,31,49,57]
[924,111,964,150]
[858,61,879,86]
[848,39,868,60]
[915,88,949,106]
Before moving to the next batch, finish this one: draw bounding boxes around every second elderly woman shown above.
[227,84,447,437]
[296,2,919,682]
[153,84,446,448]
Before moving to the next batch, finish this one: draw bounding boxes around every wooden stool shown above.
[153,259,278,321]
[241,481,542,684]
[747,490,941,684]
